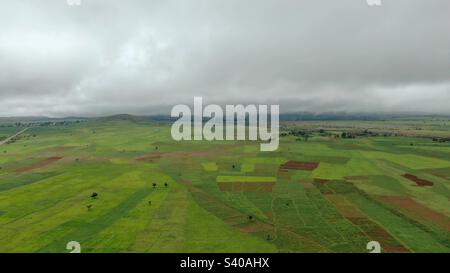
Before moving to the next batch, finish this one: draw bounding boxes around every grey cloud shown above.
[1,0,450,116]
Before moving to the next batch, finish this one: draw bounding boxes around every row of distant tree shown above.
[432,137,450,143]
[281,128,391,140]
[0,120,86,128]
[282,128,450,143]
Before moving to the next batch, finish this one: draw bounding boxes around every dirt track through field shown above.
[0,128,28,146]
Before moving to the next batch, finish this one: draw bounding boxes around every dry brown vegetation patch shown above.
[312,178,334,194]
[347,217,410,252]
[325,194,410,252]
[313,178,330,184]
[16,157,63,173]
[277,169,291,179]
[402,174,434,186]
[279,161,319,171]
[325,195,365,218]
[379,196,450,231]
[300,179,314,189]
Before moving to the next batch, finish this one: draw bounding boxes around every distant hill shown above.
[1,112,449,124]
[143,112,450,122]
[279,112,450,121]
[95,114,148,123]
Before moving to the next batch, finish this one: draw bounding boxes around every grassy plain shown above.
[0,117,449,252]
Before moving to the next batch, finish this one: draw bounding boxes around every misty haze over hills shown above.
[1,1,450,116]
[1,113,449,124]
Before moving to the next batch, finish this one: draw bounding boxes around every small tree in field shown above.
[91,192,98,199]
[152,183,157,189]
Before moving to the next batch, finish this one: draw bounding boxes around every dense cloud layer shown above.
[1,0,449,116]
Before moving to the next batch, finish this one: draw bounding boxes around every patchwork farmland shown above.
[0,117,449,252]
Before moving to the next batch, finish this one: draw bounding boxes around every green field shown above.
[216,176,276,183]
[0,117,449,253]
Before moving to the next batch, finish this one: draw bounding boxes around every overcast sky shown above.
[1,0,449,117]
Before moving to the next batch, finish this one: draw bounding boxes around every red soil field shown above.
[402,174,434,186]
[383,245,411,252]
[279,161,319,171]
[16,156,63,173]
[379,196,450,231]
[325,195,410,253]
[347,217,410,253]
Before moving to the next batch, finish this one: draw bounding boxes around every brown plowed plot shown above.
[379,196,450,231]
[326,195,365,218]
[279,161,319,171]
[348,218,409,252]
[325,194,410,253]
[383,245,410,252]
[277,169,291,179]
[313,178,329,184]
[402,174,434,186]
[16,157,62,173]
[312,178,333,194]
[300,179,314,189]
[218,182,275,192]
